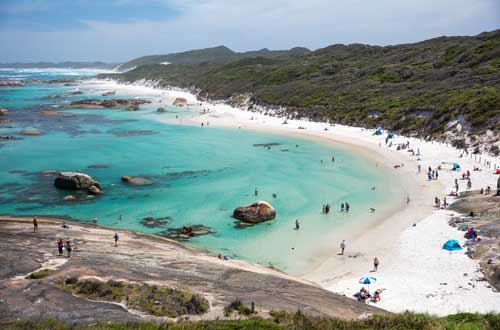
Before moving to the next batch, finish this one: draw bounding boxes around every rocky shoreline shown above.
[0,217,381,324]
[449,190,500,291]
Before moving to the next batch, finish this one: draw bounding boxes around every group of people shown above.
[434,196,448,209]
[322,204,331,214]
[358,287,381,303]
[427,166,440,181]
[341,202,351,212]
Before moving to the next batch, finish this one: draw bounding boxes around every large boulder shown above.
[54,172,102,192]
[173,97,187,106]
[233,201,276,224]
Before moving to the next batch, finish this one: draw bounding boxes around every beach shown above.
[78,78,500,315]
[1,74,499,316]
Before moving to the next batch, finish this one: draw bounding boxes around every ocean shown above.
[0,69,404,273]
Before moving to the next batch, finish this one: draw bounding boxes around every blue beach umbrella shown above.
[359,276,377,285]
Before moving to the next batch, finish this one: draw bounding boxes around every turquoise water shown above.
[0,69,403,273]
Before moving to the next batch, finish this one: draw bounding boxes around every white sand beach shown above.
[80,78,500,315]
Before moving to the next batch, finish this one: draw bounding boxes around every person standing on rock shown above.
[57,239,64,256]
[113,233,119,247]
[33,216,38,233]
[65,240,72,258]
[340,240,347,255]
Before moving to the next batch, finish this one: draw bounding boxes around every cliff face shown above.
[0,217,382,324]
[103,30,500,151]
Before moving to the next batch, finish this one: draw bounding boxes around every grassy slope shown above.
[105,30,500,139]
[3,312,500,330]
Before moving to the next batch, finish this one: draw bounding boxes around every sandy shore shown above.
[76,79,500,314]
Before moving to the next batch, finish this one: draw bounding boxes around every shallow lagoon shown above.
[0,69,403,273]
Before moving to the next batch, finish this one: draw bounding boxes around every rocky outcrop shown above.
[67,99,151,111]
[19,130,42,136]
[0,81,24,87]
[0,107,8,115]
[159,225,214,240]
[173,97,187,106]
[157,107,166,112]
[121,176,153,185]
[54,172,102,195]
[102,91,116,96]
[233,201,276,224]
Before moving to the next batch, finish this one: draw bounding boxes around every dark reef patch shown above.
[87,164,110,169]
[140,216,171,228]
[107,129,158,137]
[253,143,281,147]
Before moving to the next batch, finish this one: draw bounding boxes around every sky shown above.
[0,0,499,63]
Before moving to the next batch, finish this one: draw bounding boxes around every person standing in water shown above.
[254,188,259,196]
[33,216,38,233]
[340,240,346,255]
[332,156,335,163]
[295,219,300,230]
[373,257,380,272]
[113,233,119,247]
[345,202,350,212]
[341,203,345,212]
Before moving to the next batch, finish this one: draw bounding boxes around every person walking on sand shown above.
[33,216,38,233]
[373,257,380,272]
[57,239,64,256]
[340,240,346,255]
[113,233,119,247]
[65,240,72,258]
[295,219,300,230]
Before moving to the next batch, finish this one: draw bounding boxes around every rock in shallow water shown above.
[54,172,103,195]
[233,201,276,224]
[20,130,42,136]
[121,176,153,185]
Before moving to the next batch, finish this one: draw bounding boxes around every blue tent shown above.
[452,162,461,170]
[443,239,462,251]
[375,129,383,135]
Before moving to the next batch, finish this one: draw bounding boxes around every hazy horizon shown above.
[0,0,499,63]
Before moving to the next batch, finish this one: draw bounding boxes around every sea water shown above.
[0,69,404,273]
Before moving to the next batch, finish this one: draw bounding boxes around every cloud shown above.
[0,0,498,62]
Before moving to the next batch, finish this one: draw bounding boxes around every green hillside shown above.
[117,46,311,71]
[104,30,500,140]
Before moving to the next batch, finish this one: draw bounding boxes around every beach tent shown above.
[375,129,383,135]
[452,162,461,170]
[442,239,462,251]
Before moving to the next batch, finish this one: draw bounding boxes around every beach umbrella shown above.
[359,276,377,285]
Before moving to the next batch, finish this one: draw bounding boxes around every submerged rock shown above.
[54,172,102,195]
[233,201,276,224]
[102,91,115,96]
[159,225,214,240]
[63,195,77,201]
[121,176,153,185]
[157,107,166,112]
[0,107,8,115]
[20,130,42,136]
[140,216,171,228]
[67,98,151,111]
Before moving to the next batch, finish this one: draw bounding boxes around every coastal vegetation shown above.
[103,30,500,142]
[3,311,500,330]
[55,278,209,318]
[24,269,55,280]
